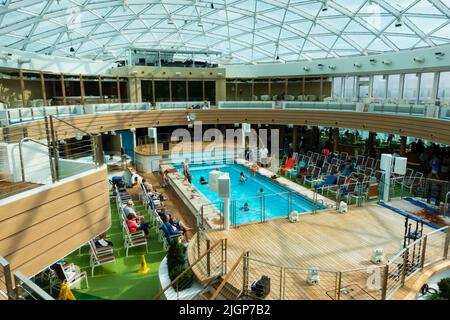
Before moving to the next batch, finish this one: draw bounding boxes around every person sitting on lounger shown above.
[142,178,154,193]
[200,176,208,185]
[314,170,338,191]
[158,208,193,232]
[122,200,146,223]
[161,214,186,241]
[295,165,309,182]
[126,213,150,236]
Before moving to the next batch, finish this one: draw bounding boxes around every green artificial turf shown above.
[63,203,167,300]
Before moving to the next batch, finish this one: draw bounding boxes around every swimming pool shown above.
[175,162,324,225]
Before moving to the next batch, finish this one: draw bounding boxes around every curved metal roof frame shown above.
[0,0,449,64]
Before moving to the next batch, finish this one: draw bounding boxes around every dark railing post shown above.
[44,116,56,183]
[420,236,427,268]
[400,249,409,286]
[443,228,450,259]
[206,239,211,277]
[336,272,342,300]
[221,239,227,275]
[242,252,249,296]
[49,116,60,181]
[381,264,389,300]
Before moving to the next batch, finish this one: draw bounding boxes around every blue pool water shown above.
[175,162,324,225]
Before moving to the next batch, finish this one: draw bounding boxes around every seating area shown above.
[279,149,450,210]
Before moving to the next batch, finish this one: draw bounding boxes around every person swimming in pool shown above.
[257,188,264,195]
[242,202,250,211]
[240,172,247,182]
[200,176,208,185]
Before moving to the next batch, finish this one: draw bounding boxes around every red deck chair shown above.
[280,157,295,174]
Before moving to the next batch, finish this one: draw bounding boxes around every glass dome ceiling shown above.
[0,0,449,64]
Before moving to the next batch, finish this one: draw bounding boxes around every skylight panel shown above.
[386,35,422,49]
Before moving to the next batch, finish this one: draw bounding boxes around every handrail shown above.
[51,115,93,137]
[13,271,54,300]
[18,137,50,182]
[153,238,225,300]
[387,226,449,265]
[210,251,248,300]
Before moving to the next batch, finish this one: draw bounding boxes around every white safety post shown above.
[380,154,393,202]
[380,154,407,202]
[148,127,158,155]
[217,172,231,231]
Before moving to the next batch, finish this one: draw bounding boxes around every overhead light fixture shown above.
[303,66,310,71]
[395,17,403,27]
[435,52,445,58]
[211,2,214,9]
[382,60,392,65]
[369,58,377,64]
[317,63,324,68]
[413,56,425,63]
[175,71,181,76]
[168,17,174,25]
[328,65,336,70]
[353,62,361,67]
[276,55,280,60]
[197,19,203,27]
[70,47,75,53]
[321,1,328,12]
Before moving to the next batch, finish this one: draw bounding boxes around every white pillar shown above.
[223,197,230,230]
[380,154,393,202]
[148,127,158,155]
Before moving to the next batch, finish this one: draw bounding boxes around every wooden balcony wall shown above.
[0,166,110,278]
[0,109,449,146]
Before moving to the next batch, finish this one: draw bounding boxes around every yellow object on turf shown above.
[139,255,149,274]
[58,282,76,300]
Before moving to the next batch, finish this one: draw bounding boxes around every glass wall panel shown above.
[188,81,203,101]
[253,80,269,100]
[155,80,170,102]
[372,75,387,100]
[171,80,187,102]
[387,74,400,99]
[438,71,450,100]
[287,78,302,98]
[204,81,216,103]
[418,73,435,103]
[332,77,342,98]
[226,81,236,100]
[343,76,355,100]
[141,80,153,102]
[403,73,419,101]
[271,78,286,100]
[237,81,253,101]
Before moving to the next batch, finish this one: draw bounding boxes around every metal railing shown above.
[197,226,449,300]
[0,102,151,126]
[0,115,103,199]
[210,251,248,300]
[153,238,227,300]
[0,256,53,300]
[229,189,322,228]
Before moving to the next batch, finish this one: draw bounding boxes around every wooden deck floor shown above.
[196,203,435,300]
